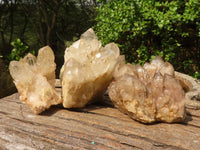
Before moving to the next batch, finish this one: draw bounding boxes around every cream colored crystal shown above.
[9,46,62,114]
[109,56,186,123]
[60,28,123,108]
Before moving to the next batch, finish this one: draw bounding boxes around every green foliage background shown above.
[0,0,96,76]
[0,0,200,79]
[8,38,35,62]
[94,0,200,78]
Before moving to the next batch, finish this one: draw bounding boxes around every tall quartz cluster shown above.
[9,46,62,114]
[60,28,122,108]
[109,56,186,123]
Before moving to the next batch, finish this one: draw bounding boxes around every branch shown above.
[20,3,41,42]
[37,1,45,45]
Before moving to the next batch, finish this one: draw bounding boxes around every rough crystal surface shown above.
[60,28,122,108]
[9,46,62,114]
[109,56,186,123]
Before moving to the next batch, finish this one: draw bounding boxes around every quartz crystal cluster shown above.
[108,56,186,123]
[8,28,187,124]
[60,28,122,108]
[9,46,62,114]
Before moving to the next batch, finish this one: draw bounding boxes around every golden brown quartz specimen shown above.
[60,28,123,108]
[9,46,62,114]
[109,56,186,123]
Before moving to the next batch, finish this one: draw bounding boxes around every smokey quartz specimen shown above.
[109,56,186,123]
[9,46,62,114]
[60,28,123,108]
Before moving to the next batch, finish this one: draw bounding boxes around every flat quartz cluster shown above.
[60,28,122,108]
[9,46,62,114]
[108,56,186,123]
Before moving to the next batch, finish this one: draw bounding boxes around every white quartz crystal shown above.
[60,28,122,108]
[9,46,62,114]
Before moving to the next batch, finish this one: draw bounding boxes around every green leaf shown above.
[158,21,164,28]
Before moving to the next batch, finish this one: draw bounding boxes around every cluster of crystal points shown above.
[60,28,122,108]
[109,56,186,123]
[9,46,62,114]
[8,28,186,124]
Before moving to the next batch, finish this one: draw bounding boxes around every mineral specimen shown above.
[60,28,123,108]
[109,56,186,123]
[9,46,62,114]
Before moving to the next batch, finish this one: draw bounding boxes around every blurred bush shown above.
[7,38,35,62]
[94,0,200,78]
